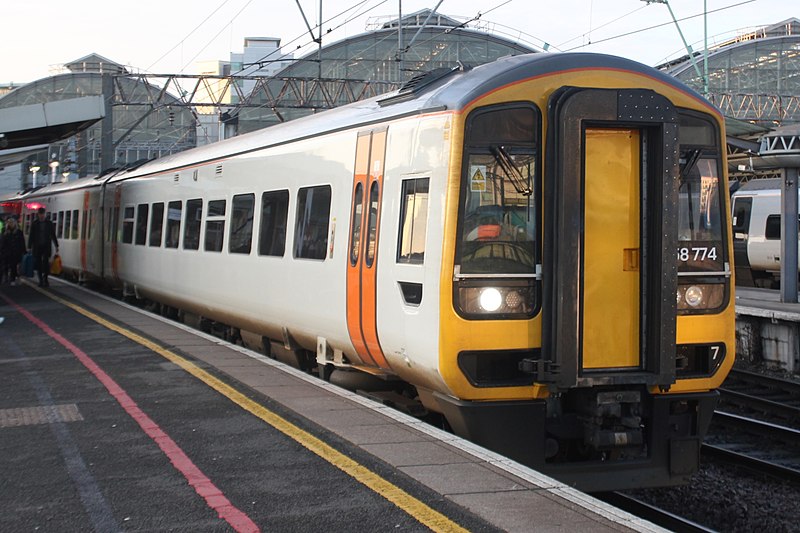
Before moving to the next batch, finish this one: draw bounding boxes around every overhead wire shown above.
[178,0,256,73]
[556,4,648,49]
[232,0,388,77]
[561,0,756,52]
[145,0,235,73]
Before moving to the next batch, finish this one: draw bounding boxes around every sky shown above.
[1,0,796,84]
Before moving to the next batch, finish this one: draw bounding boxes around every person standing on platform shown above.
[1,217,26,285]
[27,207,59,287]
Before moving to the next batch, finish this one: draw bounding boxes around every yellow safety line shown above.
[34,286,469,533]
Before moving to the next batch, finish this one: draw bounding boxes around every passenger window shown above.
[349,183,364,266]
[64,211,72,240]
[765,214,800,240]
[183,198,202,250]
[71,210,79,240]
[87,209,94,240]
[122,207,134,244]
[165,201,182,248]
[365,181,380,267]
[397,178,429,264]
[294,185,331,260]
[105,208,111,242]
[204,199,226,252]
[112,207,120,243]
[259,190,289,257]
[57,211,64,238]
[135,204,149,245]
[150,203,165,247]
[765,215,781,240]
[81,210,88,240]
[229,194,255,254]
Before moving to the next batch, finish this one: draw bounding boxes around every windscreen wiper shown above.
[490,145,532,196]
[680,148,702,180]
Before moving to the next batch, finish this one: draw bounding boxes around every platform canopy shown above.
[0,95,104,152]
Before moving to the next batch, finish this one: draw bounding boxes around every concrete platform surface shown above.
[0,279,665,532]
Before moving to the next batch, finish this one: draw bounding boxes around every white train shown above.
[731,178,800,287]
[10,53,736,491]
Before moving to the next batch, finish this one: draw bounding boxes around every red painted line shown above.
[1,293,260,533]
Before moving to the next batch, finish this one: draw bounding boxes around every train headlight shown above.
[456,280,535,319]
[676,283,725,311]
[684,285,704,307]
[479,288,503,312]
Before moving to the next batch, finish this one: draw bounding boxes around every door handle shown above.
[623,248,639,271]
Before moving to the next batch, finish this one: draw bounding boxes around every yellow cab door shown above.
[542,88,679,390]
[582,129,640,369]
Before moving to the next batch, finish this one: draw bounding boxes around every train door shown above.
[80,190,90,272]
[583,128,641,369]
[543,88,678,389]
[346,128,392,370]
[731,196,754,285]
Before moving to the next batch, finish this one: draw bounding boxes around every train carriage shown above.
[22,52,735,491]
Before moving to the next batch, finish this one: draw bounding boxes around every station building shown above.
[661,18,800,126]
[1,11,799,192]
[0,10,535,192]
[658,18,800,179]
[0,54,195,186]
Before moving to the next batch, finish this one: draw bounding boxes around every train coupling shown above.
[519,357,559,382]
[578,390,643,449]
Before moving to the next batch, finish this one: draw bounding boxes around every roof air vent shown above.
[378,64,468,107]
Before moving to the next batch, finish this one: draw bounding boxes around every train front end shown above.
[431,55,735,492]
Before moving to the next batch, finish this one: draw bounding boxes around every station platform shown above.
[735,286,800,373]
[0,279,663,532]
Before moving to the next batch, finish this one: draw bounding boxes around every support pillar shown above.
[781,167,799,303]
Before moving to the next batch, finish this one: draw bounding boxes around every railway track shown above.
[706,410,800,484]
[595,492,715,532]
[719,368,800,424]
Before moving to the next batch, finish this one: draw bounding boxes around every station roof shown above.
[0,95,104,165]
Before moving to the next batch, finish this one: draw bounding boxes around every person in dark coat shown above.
[1,217,26,285]
[27,207,59,287]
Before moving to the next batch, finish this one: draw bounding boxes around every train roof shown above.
[32,53,710,187]
[734,178,782,195]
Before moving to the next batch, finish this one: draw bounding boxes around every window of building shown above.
[165,201,182,248]
[229,194,255,254]
[397,178,429,264]
[135,204,149,245]
[122,206,134,244]
[150,203,164,247]
[183,199,202,250]
[294,185,331,260]
[259,190,289,257]
[204,199,226,252]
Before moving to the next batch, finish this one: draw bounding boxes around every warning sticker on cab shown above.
[470,165,486,192]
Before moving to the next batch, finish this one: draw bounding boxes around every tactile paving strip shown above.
[0,404,83,428]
